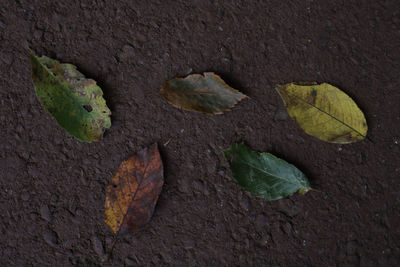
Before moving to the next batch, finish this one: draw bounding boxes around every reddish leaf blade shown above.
[160,72,247,114]
[105,144,163,234]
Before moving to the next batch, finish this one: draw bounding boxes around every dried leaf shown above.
[105,144,164,234]
[275,82,367,144]
[30,53,111,142]
[225,144,311,201]
[160,72,247,114]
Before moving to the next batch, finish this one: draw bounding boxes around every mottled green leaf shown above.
[160,72,247,114]
[30,53,111,142]
[224,144,311,201]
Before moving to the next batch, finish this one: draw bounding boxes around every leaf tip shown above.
[299,187,311,195]
[274,84,288,102]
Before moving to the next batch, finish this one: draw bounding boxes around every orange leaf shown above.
[105,144,163,234]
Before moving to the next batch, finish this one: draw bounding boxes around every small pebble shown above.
[125,257,137,266]
[91,236,105,257]
[40,205,52,222]
[33,29,43,39]
[43,230,58,246]
[21,192,30,201]
[274,110,289,121]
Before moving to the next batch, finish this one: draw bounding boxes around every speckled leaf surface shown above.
[105,144,164,235]
[160,72,247,114]
[275,82,367,144]
[30,53,111,142]
[225,144,311,201]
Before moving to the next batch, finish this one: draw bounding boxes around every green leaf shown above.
[30,53,111,142]
[160,72,247,114]
[224,144,311,201]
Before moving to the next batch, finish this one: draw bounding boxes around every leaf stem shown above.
[310,188,325,194]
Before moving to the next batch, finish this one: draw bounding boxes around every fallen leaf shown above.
[30,53,111,142]
[105,144,164,234]
[275,82,367,143]
[160,72,247,114]
[224,144,311,201]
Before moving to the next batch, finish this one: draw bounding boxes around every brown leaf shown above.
[160,72,247,114]
[105,144,164,234]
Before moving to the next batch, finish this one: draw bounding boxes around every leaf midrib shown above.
[236,159,304,189]
[177,89,240,97]
[116,160,150,235]
[288,92,366,138]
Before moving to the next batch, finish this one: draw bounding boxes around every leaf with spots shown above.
[225,144,311,201]
[30,53,111,142]
[275,82,367,144]
[160,72,247,114]
[105,144,164,235]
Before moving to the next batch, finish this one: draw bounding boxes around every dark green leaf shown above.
[224,144,311,201]
[30,53,111,142]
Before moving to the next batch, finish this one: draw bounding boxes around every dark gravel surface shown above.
[1,0,399,266]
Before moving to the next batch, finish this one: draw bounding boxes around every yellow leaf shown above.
[275,82,367,144]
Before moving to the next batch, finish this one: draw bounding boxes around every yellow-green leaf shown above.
[160,72,247,114]
[275,82,367,144]
[30,53,111,142]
